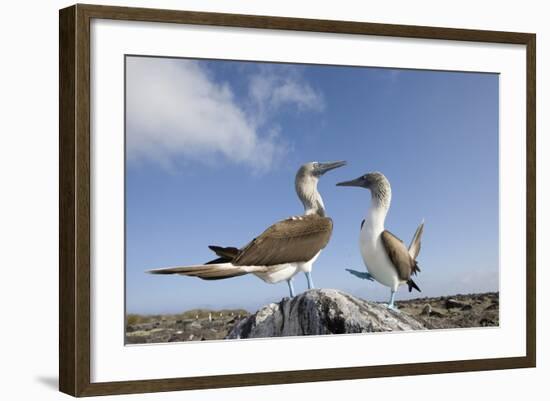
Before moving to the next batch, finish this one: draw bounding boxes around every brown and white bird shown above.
[148,161,346,297]
[337,172,424,310]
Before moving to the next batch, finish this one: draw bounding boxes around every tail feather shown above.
[411,261,421,275]
[208,245,240,260]
[407,278,421,292]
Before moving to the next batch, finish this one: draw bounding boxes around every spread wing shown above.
[408,221,424,259]
[381,230,420,281]
[147,263,267,280]
[233,215,333,266]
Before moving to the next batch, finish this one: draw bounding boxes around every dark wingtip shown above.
[147,269,167,275]
[407,279,421,292]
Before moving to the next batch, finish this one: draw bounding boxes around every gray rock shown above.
[429,310,445,318]
[421,304,432,316]
[226,289,426,339]
[480,318,496,326]
[445,298,467,309]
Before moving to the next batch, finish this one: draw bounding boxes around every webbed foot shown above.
[386,304,400,312]
[345,269,375,281]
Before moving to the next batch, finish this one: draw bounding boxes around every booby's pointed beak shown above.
[336,176,365,187]
[316,160,347,176]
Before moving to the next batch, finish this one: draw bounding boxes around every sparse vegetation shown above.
[125,308,250,344]
[125,292,499,344]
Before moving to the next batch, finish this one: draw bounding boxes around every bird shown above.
[147,161,347,297]
[337,172,424,310]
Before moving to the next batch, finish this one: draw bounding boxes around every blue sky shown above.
[125,56,499,314]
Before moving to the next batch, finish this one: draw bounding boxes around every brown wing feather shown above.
[381,230,419,281]
[233,215,333,266]
[148,263,266,280]
[408,222,424,260]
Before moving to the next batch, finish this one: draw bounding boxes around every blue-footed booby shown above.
[337,172,424,310]
[148,161,346,297]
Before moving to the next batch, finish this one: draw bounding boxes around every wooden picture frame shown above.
[59,3,536,397]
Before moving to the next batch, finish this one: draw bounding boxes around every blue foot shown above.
[345,269,375,281]
[287,279,296,297]
[387,303,400,312]
[387,290,399,311]
[305,272,315,290]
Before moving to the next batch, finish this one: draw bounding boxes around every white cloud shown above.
[249,71,324,119]
[126,57,323,172]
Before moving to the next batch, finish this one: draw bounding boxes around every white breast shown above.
[253,263,300,284]
[252,250,320,284]
[359,225,400,290]
[298,251,321,273]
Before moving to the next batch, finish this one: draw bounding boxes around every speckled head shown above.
[337,172,392,208]
[295,161,347,216]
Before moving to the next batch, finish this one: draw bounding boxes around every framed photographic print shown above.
[59,4,536,397]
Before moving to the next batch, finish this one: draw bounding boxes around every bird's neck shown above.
[296,177,326,217]
[364,191,391,235]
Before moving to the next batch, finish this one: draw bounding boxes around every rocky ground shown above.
[126,291,498,344]
[125,308,249,344]
[227,289,425,339]
[395,292,499,329]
